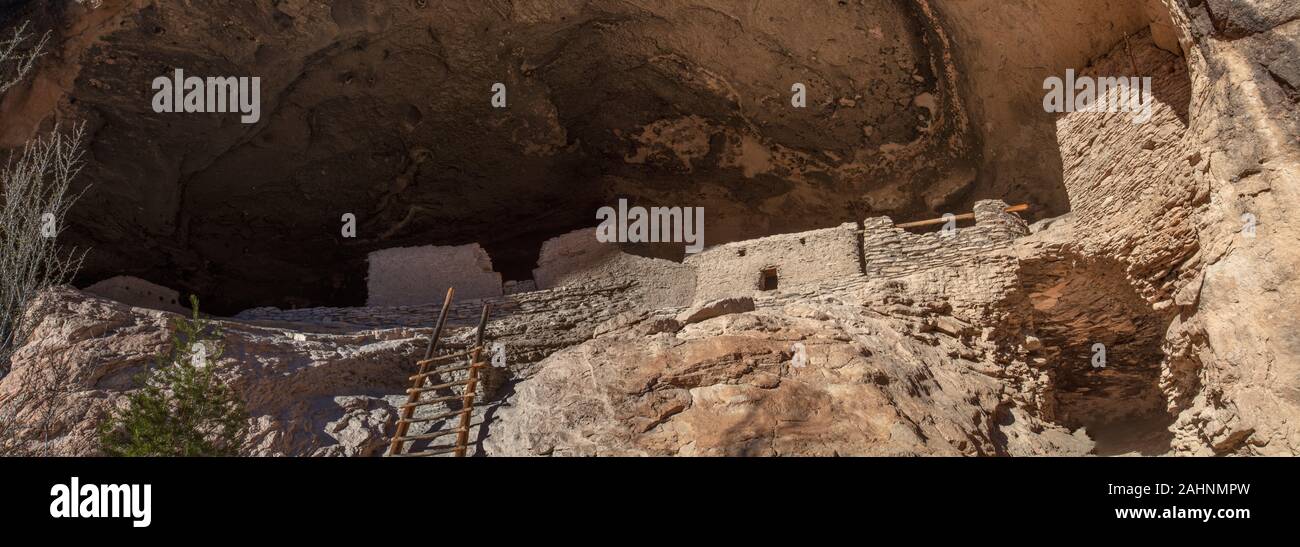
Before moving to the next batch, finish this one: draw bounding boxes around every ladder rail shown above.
[453,303,491,457]
[386,295,493,458]
[388,287,456,457]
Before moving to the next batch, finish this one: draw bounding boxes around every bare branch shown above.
[0,21,50,96]
[0,124,88,375]
[0,19,88,453]
[0,349,76,456]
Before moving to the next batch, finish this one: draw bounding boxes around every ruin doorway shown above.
[759,268,779,291]
[1021,254,1178,456]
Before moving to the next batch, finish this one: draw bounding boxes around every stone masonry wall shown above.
[533,228,696,307]
[82,275,187,314]
[685,224,862,303]
[366,244,503,306]
[256,203,1029,336]
[861,200,1029,280]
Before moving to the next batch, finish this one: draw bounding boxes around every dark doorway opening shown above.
[759,268,779,291]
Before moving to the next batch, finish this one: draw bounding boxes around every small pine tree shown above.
[98,295,249,456]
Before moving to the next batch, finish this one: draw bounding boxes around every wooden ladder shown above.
[387,288,492,458]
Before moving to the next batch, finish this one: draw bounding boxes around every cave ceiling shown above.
[5,0,1008,312]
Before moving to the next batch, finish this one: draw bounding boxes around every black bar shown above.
[2,457,1286,537]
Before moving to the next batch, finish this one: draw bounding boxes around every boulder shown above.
[675,297,756,325]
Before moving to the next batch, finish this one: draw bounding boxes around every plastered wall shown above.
[366,244,503,306]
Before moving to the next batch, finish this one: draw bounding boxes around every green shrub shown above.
[98,296,249,456]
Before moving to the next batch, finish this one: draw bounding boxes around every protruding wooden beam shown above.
[895,203,1029,229]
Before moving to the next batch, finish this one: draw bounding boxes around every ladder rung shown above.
[406,380,470,394]
[393,428,468,442]
[393,446,460,457]
[398,409,471,425]
[392,421,486,445]
[408,363,487,381]
[416,347,480,366]
[386,294,491,458]
[400,395,471,408]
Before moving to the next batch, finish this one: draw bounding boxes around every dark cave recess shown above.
[0,1,1074,313]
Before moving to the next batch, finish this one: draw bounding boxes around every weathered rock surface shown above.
[2,0,1298,458]
[1,265,1095,457]
[0,287,446,456]
[675,297,755,325]
[1033,3,1300,455]
[482,275,1089,456]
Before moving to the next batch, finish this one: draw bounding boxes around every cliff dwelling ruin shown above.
[1,0,1297,459]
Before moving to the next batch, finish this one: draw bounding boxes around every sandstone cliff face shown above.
[0,280,650,456]
[1157,0,1300,456]
[1016,0,1300,455]
[0,213,1096,457]
[488,309,1007,456]
[2,0,1297,457]
[483,286,1094,457]
[0,273,1096,457]
[0,287,424,456]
